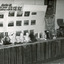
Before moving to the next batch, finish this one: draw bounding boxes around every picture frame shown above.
[8,11,14,16]
[17,11,23,17]
[16,21,22,26]
[31,12,37,15]
[31,20,36,25]
[0,14,4,18]
[24,11,30,16]
[0,32,4,38]
[24,20,29,25]
[0,22,3,27]
[30,30,34,34]
[8,21,14,27]
[16,31,21,36]
[24,30,28,35]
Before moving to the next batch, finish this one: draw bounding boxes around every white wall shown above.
[23,5,46,11]
[0,5,47,39]
[0,0,44,5]
[6,11,45,33]
[55,0,64,29]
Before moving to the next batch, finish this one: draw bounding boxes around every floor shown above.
[45,58,64,64]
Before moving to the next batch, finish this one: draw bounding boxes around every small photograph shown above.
[0,14,4,18]
[24,30,28,35]
[16,21,22,26]
[0,22,3,27]
[24,11,30,16]
[17,11,23,17]
[8,11,14,16]
[16,31,21,36]
[24,20,29,25]
[0,32,4,38]
[30,30,34,34]
[8,21,14,27]
[31,12,37,15]
[31,20,36,25]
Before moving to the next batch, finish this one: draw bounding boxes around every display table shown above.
[0,38,64,64]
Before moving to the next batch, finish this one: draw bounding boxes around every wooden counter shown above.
[0,38,64,64]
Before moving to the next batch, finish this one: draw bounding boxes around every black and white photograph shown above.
[8,21,14,26]
[17,11,23,17]
[0,14,4,18]
[16,21,22,26]
[24,11,30,16]
[31,20,36,25]
[24,20,29,25]
[31,12,37,15]
[8,11,15,16]
[0,0,64,64]
[0,22,3,27]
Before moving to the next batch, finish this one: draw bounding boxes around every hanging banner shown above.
[0,4,23,11]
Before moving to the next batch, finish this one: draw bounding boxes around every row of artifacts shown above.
[0,32,37,45]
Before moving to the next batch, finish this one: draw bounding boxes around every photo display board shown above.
[0,4,47,39]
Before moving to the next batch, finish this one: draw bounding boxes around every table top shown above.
[0,37,64,49]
